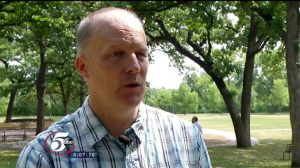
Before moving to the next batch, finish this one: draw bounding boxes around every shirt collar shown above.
[125,101,146,143]
[80,96,146,147]
[80,96,108,147]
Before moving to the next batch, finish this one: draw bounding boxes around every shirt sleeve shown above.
[16,144,52,168]
[197,131,213,168]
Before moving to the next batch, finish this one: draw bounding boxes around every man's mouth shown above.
[127,84,140,87]
[124,82,141,88]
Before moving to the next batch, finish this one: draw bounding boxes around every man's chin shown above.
[120,96,142,107]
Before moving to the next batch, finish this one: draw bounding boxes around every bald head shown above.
[76,7,145,56]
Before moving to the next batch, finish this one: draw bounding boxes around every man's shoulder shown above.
[143,104,194,128]
[144,104,178,119]
[26,109,81,152]
[143,105,203,145]
[46,111,79,130]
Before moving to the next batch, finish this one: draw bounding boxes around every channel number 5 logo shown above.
[50,132,73,152]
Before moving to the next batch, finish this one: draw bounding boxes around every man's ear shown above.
[75,55,89,79]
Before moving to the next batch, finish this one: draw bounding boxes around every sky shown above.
[146,50,202,90]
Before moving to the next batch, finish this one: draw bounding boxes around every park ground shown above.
[0,113,293,168]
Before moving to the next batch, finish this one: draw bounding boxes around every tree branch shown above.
[47,91,62,95]
[17,78,26,83]
[225,26,239,34]
[255,37,270,54]
[45,57,71,66]
[1,9,15,13]
[254,34,268,51]
[58,78,66,103]
[0,58,8,69]
[187,31,206,57]
[9,78,15,83]
[51,67,72,81]
[145,31,167,42]
[250,6,286,40]
[45,61,65,66]
[203,10,214,28]
[207,28,212,57]
[154,19,211,71]
[129,1,189,13]
[48,93,58,105]
[252,1,259,7]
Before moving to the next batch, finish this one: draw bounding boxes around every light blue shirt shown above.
[17,96,212,168]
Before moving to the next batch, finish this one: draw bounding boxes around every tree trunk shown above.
[210,73,250,148]
[80,76,85,107]
[35,31,46,135]
[240,14,263,148]
[270,103,275,113]
[5,89,17,123]
[270,78,275,113]
[241,53,254,147]
[241,34,255,146]
[279,105,282,113]
[285,2,300,167]
[64,101,68,116]
[58,78,68,116]
[36,66,46,135]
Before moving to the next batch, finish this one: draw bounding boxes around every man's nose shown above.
[125,53,140,74]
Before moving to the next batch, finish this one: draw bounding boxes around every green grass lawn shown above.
[0,113,291,131]
[0,150,20,168]
[177,113,291,131]
[209,131,292,168]
[0,113,293,168]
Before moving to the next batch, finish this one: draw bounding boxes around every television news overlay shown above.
[46,131,98,158]
[12,141,30,148]
[46,131,75,156]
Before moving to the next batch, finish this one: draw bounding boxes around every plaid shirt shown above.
[17,96,212,168]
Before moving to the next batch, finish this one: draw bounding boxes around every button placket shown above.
[125,139,140,168]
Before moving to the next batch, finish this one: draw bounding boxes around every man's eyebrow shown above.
[105,45,148,52]
[138,46,148,52]
[106,45,120,51]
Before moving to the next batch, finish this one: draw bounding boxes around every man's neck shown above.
[88,99,139,139]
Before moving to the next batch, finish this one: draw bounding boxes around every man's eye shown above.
[111,52,124,57]
[136,52,146,57]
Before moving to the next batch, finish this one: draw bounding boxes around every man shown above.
[17,7,212,168]
[192,116,203,134]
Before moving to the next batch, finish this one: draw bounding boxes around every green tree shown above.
[155,89,173,112]
[143,81,159,107]
[205,83,224,113]
[173,82,199,114]
[254,48,287,113]
[0,39,36,122]
[2,1,88,134]
[269,79,289,112]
